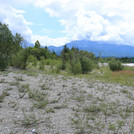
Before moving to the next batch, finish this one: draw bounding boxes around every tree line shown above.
[0,22,96,74]
[1,21,130,73]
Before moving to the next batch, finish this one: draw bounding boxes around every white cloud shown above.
[33,0,134,45]
[1,0,134,46]
[0,2,68,47]
[0,0,34,7]
[32,35,70,47]
[0,4,33,42]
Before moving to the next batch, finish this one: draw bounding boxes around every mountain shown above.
[25,42,34,47]
[21,41,34,48]
[48,45,64,55]
[48,40,134,57]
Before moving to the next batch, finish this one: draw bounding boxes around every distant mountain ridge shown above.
[48,40,134,57]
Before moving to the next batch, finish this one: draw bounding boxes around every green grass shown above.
[1,61,134,87]
[18,84,29,93]
[109,123,116,131]
[76,66,134,87]
[14,76,24,81]
[40,84,50,90]
[54,104,68,109]
[46,108,55,113]
[10,81,20,86]
[83,104,101,113]
[28,89,48,109]
[14,109,41,128]
[0,91,10,102]
[1,64,133,90]
[41,64,133,87]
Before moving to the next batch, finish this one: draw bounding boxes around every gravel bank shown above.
[0,70,134,134]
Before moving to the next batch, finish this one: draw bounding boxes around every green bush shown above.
[54,65,61,74]
[80,57,94,73]
[65,62,72,74]
[0,55,9,71]
[11,49,28,69]
[72,61,82,75]
[39,56,45,70]
[44,59,61,66]
[27,55,37,67]
[109,59,123,71]
[44,59,51,65]
[54,61,62,74]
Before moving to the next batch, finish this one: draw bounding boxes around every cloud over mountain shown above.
[1,0,134,46]
[33,35,70,46]
[34,0,134,45]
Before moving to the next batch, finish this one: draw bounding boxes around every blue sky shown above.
[22,5,65,38]
[0,0,134,46]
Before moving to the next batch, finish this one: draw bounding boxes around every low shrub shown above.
[27,55,37,67]
[39,56,45,70]
[11,49,28,69]
[72,61,82,75]
[109,59,123,71]
[65,62,72,74]
[80,57,94,73]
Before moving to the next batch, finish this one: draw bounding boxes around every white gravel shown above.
[0,70,134,134]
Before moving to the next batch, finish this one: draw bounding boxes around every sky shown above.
[0,0,134,47]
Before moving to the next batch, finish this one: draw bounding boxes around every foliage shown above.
[27,42,56,60]
[39,56,45,70]
[72,61,82,75]
[117,57,134,63]
[11,48,28,69]
[34,40,41,49]
[100,57,134,64]
[30,47,41,60]
[61,44,70,69]
[80,57,94,73]
[0,22,23,70]
[109,59,123,71]
[0,55,9,71]
[61,44,95,74]
[0,23,95,74]
[79,50,95,60]
[43,59,62,73]
[66,62,72,74]
[27,55,37,67]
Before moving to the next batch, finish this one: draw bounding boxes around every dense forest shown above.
[0,22,134,73]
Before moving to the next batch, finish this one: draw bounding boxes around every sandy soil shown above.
[0,69,134,134]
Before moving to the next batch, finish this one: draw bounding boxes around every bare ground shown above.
[0,70,134,134]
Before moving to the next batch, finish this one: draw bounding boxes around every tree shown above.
[61,44,70,69]
[34,40,41,49]
[0,22,23,70]
[30,47,41,60]
[80,57,94,73]
[80,50,95,60]
[62,44,69,54]
[11,41,28,70]
[13,33,23,53]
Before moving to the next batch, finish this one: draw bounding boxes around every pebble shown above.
[32,129,38,134]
